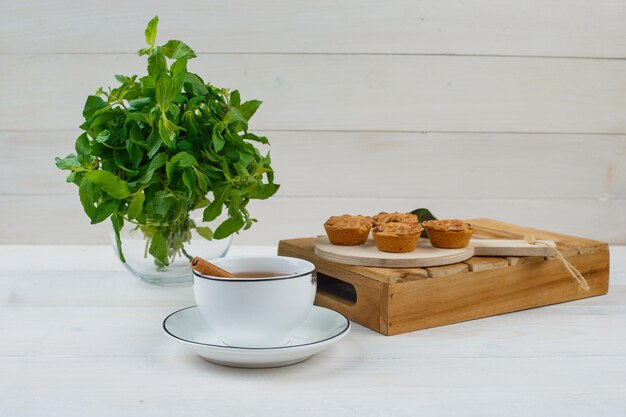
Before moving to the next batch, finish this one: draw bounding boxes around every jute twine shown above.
[524,235,590,291]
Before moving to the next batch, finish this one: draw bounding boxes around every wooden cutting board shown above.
[314,236,556,267]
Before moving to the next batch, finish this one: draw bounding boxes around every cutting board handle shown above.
[470,239,556,257]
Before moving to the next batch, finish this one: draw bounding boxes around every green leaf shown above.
[94,130,110,143]
[75,133,91,165]
[111,214,126,262]
[128,149,144,173]
[139,74,156,92]
[168,103,180,119]
[148,47,168,77]
[165,161,175,181]
[411,207,437,222]
[78,178,97,221]
[153,191,173,216]
[193,168,209,193]
[411,207,438,238]
[182,112,198,136]
[194,197,210,209]
[248,183,279,200]
[148,152,169,170]
[170,56,188,90]
[55,154,81,170]
[184,73,208,95]
[156,74,178,111]
[129,123,143,143]
[83,95,107,119]
[158,115,178,148]
[265,153,275,183]
[89,110,121,130]
[234,162,249,177]
[240,100,262,120]
[202,190,227,222]
[127,191,145,220]
[230,90,241,107]
[66,171,81,185]
[128,97,152,109]
[182,168,196,193]
[224,107,247,125]
[114,74,137,85]
[162,40,197,60]
[148,229,168,266]
[195,226,213,240]
[170,151,197,167]
[91,199,118,224]
[113,151,139,175]
[134,152,168,185]
[242,132,269,144]
[145,16,159,47]
[147,127,162,158]
[214,214,245,239]
[212,129,225,152]
[84,171,131,199]
[235,149,254,167]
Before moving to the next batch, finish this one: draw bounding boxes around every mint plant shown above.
[55,17,279,267]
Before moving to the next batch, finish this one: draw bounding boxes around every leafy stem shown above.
[54,16,279,268]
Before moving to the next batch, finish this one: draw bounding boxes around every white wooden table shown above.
[1,245,625,417]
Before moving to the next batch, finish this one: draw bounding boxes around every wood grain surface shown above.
[3,0,626,57]
[1,244,625,416]
[4,131,624,199]
[3,54,626,133]
[2,195,624,245]
[1,0,625,245]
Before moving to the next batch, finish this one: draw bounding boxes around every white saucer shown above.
[163,305,351,368]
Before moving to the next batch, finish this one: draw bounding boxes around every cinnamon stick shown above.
[190,257,235,278]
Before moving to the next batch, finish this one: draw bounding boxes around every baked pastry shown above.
[372,222,423,253]
[324,215,373,246]
[422,219,474,249]
[372,212,419,226]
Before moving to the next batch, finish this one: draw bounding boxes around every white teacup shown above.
[192,256,317,348]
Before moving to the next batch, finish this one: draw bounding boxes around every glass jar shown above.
[110,216,232,287]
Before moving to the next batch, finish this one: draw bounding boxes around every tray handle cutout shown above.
[316,272,357,307]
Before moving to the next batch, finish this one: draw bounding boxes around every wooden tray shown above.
[278,218,610,335]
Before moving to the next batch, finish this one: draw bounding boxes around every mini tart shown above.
[324,215,373,246]
[422,219,474,249]
[372,212,419,226]
[372,222,423,253]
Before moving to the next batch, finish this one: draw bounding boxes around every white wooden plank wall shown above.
[1,0,625,245]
